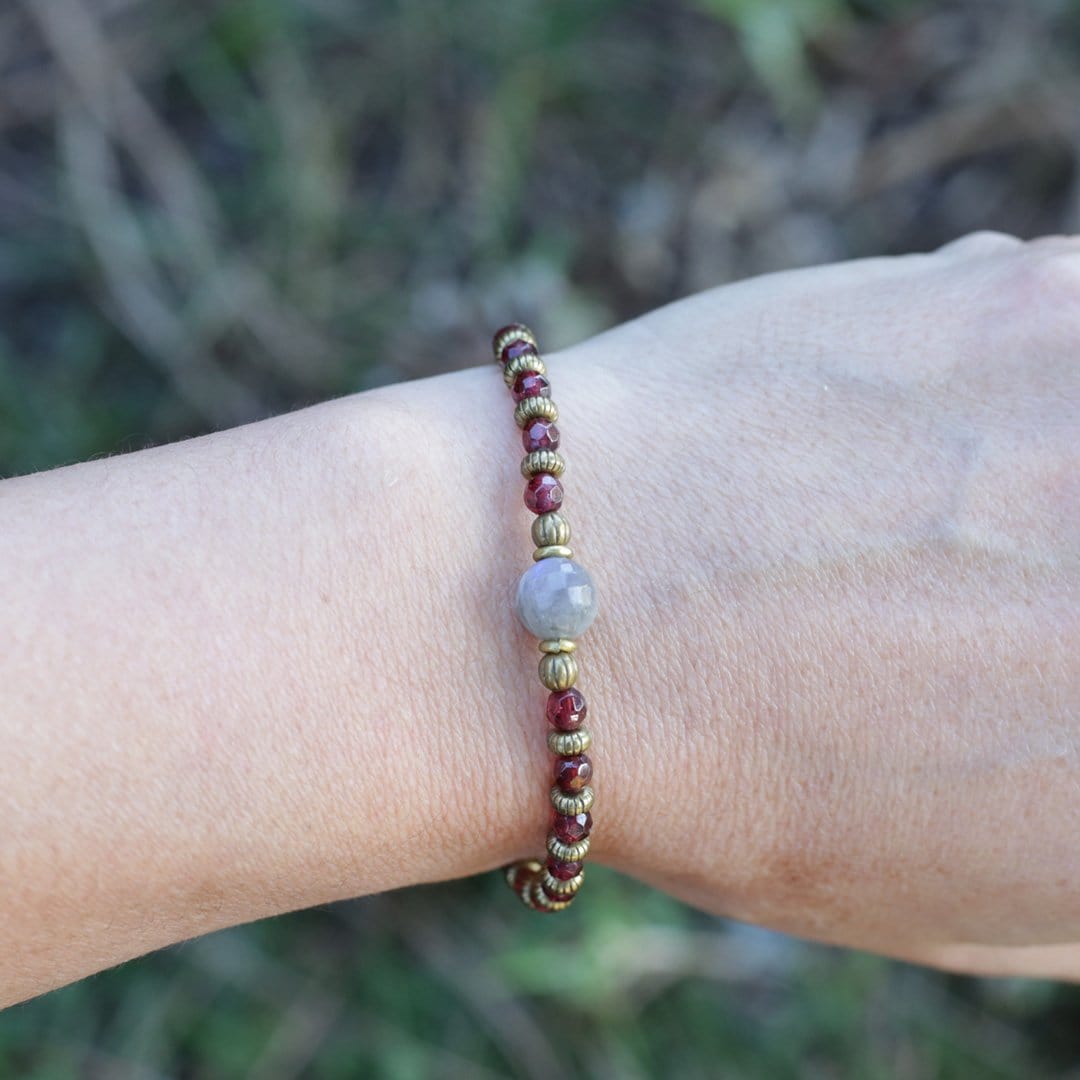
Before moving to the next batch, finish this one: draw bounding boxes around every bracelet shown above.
[492,323,599,913]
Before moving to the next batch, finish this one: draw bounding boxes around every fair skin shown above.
[0,233,1077,1007]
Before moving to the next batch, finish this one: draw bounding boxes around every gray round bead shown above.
[515,558,598,641]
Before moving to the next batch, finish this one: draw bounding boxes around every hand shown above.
[545,232,1078,978]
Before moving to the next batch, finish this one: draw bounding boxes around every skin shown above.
[0,233,1076,1006]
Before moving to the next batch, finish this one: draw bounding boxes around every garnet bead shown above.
[554,754,592,793]
[546,856,583,880]
[493,323,531,356]
[552,811,592,844]
[546,687,586,731]
[522,418,560,453]
[511,371,551,402]
[524,473,563,514]
[501,338,539,366]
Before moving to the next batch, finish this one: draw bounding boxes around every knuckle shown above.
[982,249,1080,343]
[965,229,1020,248]
[1008,249,1080,304]
[938,230,1022,257]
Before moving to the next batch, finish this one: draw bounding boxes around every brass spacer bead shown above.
[550,785,594,816]
[514,396,558,428]
[493,325,537,357]
[547,834,591,862]
[512,868,544,909]
[547,727,591,756]
[538,638,577,654]
[504,858,542,893]
[539,651,578,691]
[532,512,571,548]
[521,449,565,478]
[541,868,586,896]
[533,545,574,561]
[530,879,574,911]
[503,353,546,388]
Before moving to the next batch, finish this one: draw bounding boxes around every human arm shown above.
[1,234,1077,1005]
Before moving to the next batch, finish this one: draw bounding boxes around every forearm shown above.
[0,369,557,1004]
[2,341,747,1004]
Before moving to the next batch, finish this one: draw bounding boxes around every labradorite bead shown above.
[515,558,598,641]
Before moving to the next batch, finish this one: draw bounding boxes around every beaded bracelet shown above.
[492,323,599,913]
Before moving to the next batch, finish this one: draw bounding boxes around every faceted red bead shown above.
[492,324,531,358]
[546,688,586,731]
[500,339,539,366]
[522,418,560,453]
[511,371,550,402]
[546,856,582,880]
[524,473,563,514]
[554,754,592,793]
[505,863,536,894]
[552,811,592,844]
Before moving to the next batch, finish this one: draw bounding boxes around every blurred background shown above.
[0,0,1078,1075]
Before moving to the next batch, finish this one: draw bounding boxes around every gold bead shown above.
[503,353,546,388]
[547,834,591,862]
[550,785,594,816]
[514,396,558,428]
[530,879,574,911]
[541,867,585,896]
[520,449,565,478]
[493,325,537,357]
[517,880,542,909]
[538,638,577,654]
[533,545,574,561]
[532,512,571,548]
[547,728,591,756]
[506,859,544,908]
[504,858,542,892]
[539,651,578,691]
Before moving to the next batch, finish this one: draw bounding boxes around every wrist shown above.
[348,336,771,897]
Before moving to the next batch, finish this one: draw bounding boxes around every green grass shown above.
[4,872,1077,1076]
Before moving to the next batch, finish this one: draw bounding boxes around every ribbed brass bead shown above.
[547,834,591,862]
[509,861,544,909]
[504,858,542,892]
[541,868,586,896]
[547,728,591,756]
[514,396,558,427]
[530,879,574,911]
[494,325,537,357]
[521,449,565,478]
[518,886,541,909]
[539,651,578,691]
[532,512,571,548]
[550,785,594,816]
[503,353,546,387]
